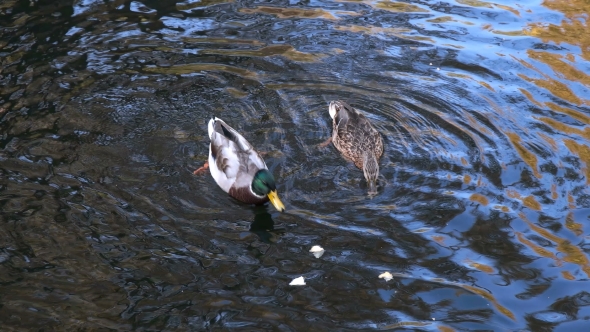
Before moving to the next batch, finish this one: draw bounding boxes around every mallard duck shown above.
[327,100,383,194]
[193,117,285,212]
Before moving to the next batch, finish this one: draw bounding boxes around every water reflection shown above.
[2,0,590,330]
[249,206,282,243]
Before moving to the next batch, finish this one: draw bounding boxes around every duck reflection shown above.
[249,205,284,243]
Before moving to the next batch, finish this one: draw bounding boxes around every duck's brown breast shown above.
[229,186,269,205]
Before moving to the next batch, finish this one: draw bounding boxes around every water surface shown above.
[1,0,590,330]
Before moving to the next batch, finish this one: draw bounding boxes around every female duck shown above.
[194,117,285,212]
[326,100,383,194]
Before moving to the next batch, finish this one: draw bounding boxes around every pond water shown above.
[1,0,590,330]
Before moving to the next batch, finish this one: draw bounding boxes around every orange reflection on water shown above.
[481,23,525,36]
[432,235,446,245]
[463,174,471,184]
[527,0,590,61]
[478,81,494,91]
[464,111,493,136]
[567,192,576,209]
[537,117,590,140]
[506,190,541,211]
[335,0,427,12]
[465,259,495,273]
[176,0,233,10]
[565,211,583,236]
[493,205,510,212]
[458,0,486,8]
[427,15,474,26]
[551,183,558,200]
[446,73,495,92]
[513,52,589,106]
[536,132,557,152]
[528,50,590,88]
[461,284,515,320]
[519,88,543,107]
[372,1,426,12]
[521,0,590,116]
[520,212,590,278]
[495,4,520,16]
[505,132,541,179]
[518,73,584,105]
[476,175,484,187]
[546,102,590,125]
[563,139,590,184]
[142,63,257,78]
[516,231,560,264]
[469,193,489,206]
[335,25,435,42]
[457,0,513,13]
[200,45,326,62]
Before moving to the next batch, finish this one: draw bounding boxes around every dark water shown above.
[2,0,590,330]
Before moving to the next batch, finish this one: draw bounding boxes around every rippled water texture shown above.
[2,0,590,330]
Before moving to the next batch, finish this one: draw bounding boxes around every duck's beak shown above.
[267,190,285,212]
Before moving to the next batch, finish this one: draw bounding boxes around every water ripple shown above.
[2,0,590,330]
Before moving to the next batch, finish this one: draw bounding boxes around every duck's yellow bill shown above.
[267,190,285,212]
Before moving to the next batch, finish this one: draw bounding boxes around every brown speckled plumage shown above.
[328,100,383,193]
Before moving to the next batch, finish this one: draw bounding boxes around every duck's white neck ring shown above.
[249,185,266,199]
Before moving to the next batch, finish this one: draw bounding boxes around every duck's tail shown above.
[362,150,379,194]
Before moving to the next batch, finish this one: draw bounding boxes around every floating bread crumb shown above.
[378,272,393,281]
[309,245,324,252]
[309,245,325,258]
[289,276,306,286]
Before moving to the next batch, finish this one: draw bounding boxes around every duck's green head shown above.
[252,169,285,212]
